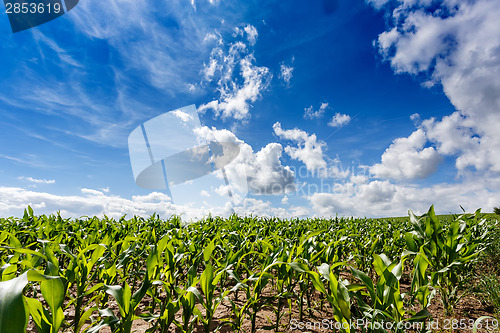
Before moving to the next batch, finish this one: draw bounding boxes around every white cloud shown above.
[273,122,327,172]
[0,186,181,220]
[304,102,329,119]
[194,126,296,195]
[0,186,309,220]
[371,129,442,181]
[308,177,500,218]
[367,0,389,10]
[81,188,106,196]
[18,176,55,184]
[203,58,221,81]
[373,0,500,175]
[327,113,351,127]
[199,26,272,120]
[279,58,294,86]
[233,197,309,218]
[172,110,194,122]
[244,25,259,46]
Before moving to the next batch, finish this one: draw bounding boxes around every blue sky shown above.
[1,0,499,219]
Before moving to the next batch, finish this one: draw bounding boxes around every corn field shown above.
[0,206,497,332]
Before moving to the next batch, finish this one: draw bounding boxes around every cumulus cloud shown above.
[273,122,327,172]
[372,0,500,175]
[304,102,329,119]
[371,129,442,181]
[0,186,309,220]
[234,197,309,218]
[327,113,351,127]
[194,126,296,195]
[0,186,184,219]
[308,177,500,218]
[199,25,272,120]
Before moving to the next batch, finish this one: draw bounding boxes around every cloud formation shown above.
[372,0,500,176]
[0,186,309,220]
[279,57,295,86]
[17,176,56,184]
[194,126,296,195]
[273,122,327,172]
[308,176,500,217]
[370,129,442,181]
[328,113,351,127]
[199,25,272,120]
[304,102,329,119]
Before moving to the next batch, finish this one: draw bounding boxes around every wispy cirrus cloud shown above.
[18,176,56,184]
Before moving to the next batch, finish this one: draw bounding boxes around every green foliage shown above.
[476,274,500,315]
[0,205,496,332]
[405,205,491,315]
[0,273,29,333]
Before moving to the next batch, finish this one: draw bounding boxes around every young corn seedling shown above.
[60,243,105,332]
[89,277,151,333]
[91,250,154,333]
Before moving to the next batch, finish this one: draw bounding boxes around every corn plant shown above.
[0,205,497,333]
[405,206,489,314]
[0,272,29,333]
[350,254,431,332]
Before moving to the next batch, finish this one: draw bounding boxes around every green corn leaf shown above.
[308,271,327,295]
[132,278,151,308]
[40,277,65,333]
[351,267,375,300]
[287,261,310,274]
[203,240,215,262]
[25,298,52,333]
[76,306,98,333]
[407,308,431,322]
[40,278,65,312]
[0,272,29,333]
[200,263,214,298]
[105,284,131,317]
[405,233,419,252]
